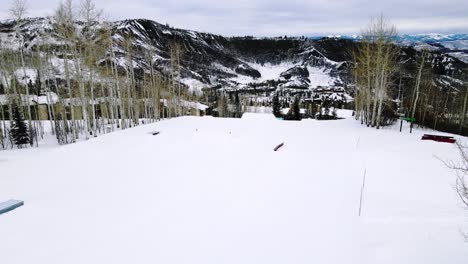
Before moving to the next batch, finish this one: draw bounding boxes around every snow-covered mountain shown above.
[0,18,465,96]
[316,33,468,44]
[397,34,468,63]
[316,33,468,63]
[0,18,349,92]
[398,33,468,43]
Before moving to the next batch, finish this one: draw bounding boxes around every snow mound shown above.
[241,112,277,120]
[14,68,38,86]
[1,111,468,263]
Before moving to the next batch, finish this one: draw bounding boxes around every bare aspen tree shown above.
[109,37,126,129]
[100,28,115,132]
[123,35,135,127]
[170,41,183,117]
[35,42,55,137]
[0,41,15,130]
[443,142,468,212]
[54,0,78,142]
[9,0,27,23]
[145,50,156,122]
[80,0,102,137]
[100,25,116,131]
[411,50,427,119]
[55,0,90,139]
[0,103,4,149]
[458,68,468,134]
[354,15,398,128]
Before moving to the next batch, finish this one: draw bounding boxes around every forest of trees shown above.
[0,0,202,149]
[353,16,468,134]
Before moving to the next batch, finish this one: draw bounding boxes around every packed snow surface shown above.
[1,111,468,264]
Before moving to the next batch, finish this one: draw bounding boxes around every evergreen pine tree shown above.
[0,127,4,149]
[292,96,301,120]
[234,92,241,118]
[10,105,30,147]
[272,92,281,117]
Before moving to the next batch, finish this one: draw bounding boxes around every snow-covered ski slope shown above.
[1,111,468,264]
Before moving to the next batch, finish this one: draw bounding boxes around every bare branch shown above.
[444,141,468,208]
[9,0,28,21]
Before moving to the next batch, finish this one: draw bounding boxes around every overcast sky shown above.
[0,0,467,36]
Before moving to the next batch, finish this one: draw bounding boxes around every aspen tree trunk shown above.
[459,86,468,135]
[0,59,14,125]
[37,46,55,136]
[156,75,161,120]
[19,46,34,146]
[371,38,383,127]
[421,83,432,127]
[109,41,125,129]
[177,48,182,117]
[71,43,90,139]
[41,43,55,134]
[365,42,372,126]
[63,50,77,142]
[143,75,149,122]
[48,58,62,141]
[411,51,426,119]
[125,68,133,127]
[130,67,139,126]
[60,97,70,144]
[89,64,97,137]
[123,37,134,127]
[148,51,157,122]
[99,79,107,133]
[376,48,391,129]
[0,104,5,149]
[104,60,115,131]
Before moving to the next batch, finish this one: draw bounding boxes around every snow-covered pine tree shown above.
[272,92,281,117]
[292,96,301,120]
[0,130,4,149]
[234,92,241,118]
[10,104,30,147]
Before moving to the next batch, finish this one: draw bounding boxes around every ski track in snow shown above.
[0,110,468,263]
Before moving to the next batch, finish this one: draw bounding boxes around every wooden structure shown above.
[421,134,456,143]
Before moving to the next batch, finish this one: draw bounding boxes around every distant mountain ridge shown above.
[309,33,468,43]
[309,33,468,63]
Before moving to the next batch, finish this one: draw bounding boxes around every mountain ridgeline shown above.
[1,18,464,90]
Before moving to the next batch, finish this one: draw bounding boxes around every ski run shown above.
[1,110,468,264]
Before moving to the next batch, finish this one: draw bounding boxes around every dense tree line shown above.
[353,16,468,134]
[0,0,201,149]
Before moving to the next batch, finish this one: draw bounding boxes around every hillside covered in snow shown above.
[1,111,468,263]
[0,17,465,96]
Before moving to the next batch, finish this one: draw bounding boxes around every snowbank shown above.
[0,114,467,263]
[241,112,277,120]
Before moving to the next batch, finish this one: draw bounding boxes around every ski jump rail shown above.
[0,200,24,215]
[274,143,285,151]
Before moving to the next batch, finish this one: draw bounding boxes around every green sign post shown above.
[400,117,416,122]
[400,117,416,133]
